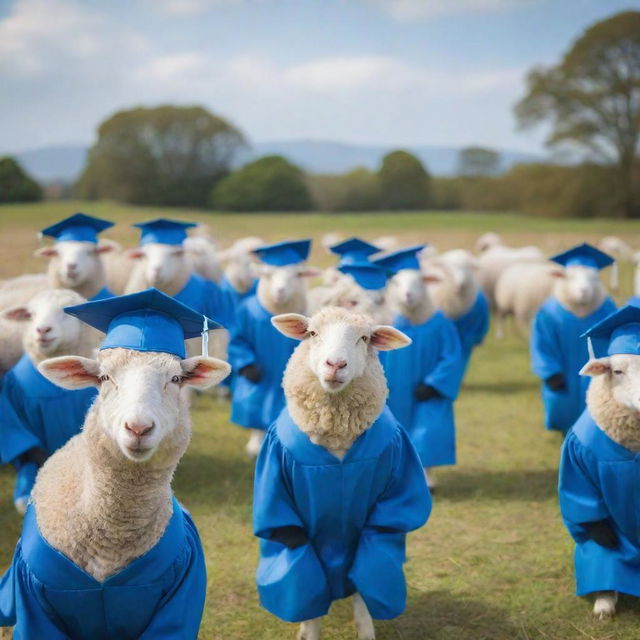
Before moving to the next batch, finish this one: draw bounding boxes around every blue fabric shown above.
[253,240,311,267]
[90,287,114,301]
[530,297,616,433]
[133,219,197,246]
[580,304,640,358]
[329,238,381,265]
[253,407,430,623]
[559,411,640,597]
[220,276,258,307]
[452,290,490,374]
[0,498,206,638]
[550,243,614,271]
[383,311,464,467]
[0,355,97,464]
[174,274,236,334]
[41,214,114,244]
[373,246,425,273]
[628,296,640,307]
[338,262,388,291]
[229,297,297,429]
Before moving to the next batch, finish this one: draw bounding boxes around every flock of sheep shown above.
[0,213,639,638]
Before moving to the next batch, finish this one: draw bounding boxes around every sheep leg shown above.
[494,311,505,340]
[245,429,265,459]
[353,593,375,640]
[424,467,437,491]
[593,591,617,619]
[297,618,322,640]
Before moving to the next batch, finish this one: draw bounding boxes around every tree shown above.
[515,11,640,217]
[457,146,501,177]
[0,157,43,202]
[378,150,431,210]
[76,105,246,207]
[212,155,312,212]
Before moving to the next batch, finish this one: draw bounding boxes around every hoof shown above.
[355,621,375,640]
[593,592,617,619]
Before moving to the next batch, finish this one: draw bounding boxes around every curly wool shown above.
[587,375,640,452]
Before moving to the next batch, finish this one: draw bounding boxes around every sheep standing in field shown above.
[219,236,263,304]
[531,243,616,434]
[254,307,430,640]
[0,289,230,638]
[229,239,319,458]
[559,305,640,619]
[376,247,465,490]
[426,249,490,372]
[0,289,101,513]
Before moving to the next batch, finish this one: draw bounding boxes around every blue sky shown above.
[1,0,638,154]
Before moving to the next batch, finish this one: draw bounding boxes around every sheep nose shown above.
[37,326,52,336]
[125,421,155,437]
[326,359,347,370]
[67,263,78,271]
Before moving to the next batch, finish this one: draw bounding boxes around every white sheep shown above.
[474,231,503,253]
[597,237,631,292]
[0,340,230,636]
[252,307,430,640]
[218,236,264,298]
[184,235,224,283]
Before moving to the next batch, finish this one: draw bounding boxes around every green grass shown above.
[0,201,638,639]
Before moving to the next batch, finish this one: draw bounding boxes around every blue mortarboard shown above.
[133,219,198,246]
[329,237,381,265]
[338,261,388,291]
[64,288,222,359]
[373,245,426,274]
[40,213,114,244]
[581,305,640,360]
[550,243,614,270]
[253,239,312,266]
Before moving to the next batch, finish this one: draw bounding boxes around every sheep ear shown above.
[34,246,58,260]
[38,356,101,389]
[271,313,310,340]
[3,306,32,322]
[96,241,117,254]
[371,326,412,351]
[579,357,611,377]
[125,248,146,260]
[550,268,565,279]
[298,267,322,278]
[181,356,231,389]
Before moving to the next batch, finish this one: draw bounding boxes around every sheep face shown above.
[226,253,257,292]
[128,243,186,289]
[35,241,112,289]
[272,308,410,394]
[38,349,230,462]
[3,290,86,357]
[259,264,318,306]
[554,265,603,307]
[438,250,478,292]
[388,270,429,310]
[581,354,640,413]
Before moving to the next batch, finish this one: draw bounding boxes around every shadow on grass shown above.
[392,589,521,640]
[462,380,539,395]
[437,467,558,503]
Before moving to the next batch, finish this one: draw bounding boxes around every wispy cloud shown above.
[367,0,539,21]
[145,0,246,16]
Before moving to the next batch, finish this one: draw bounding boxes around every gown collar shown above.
[572,410,636,462]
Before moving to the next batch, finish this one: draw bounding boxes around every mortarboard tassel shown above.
[587,336,595,361]
[201,317,209,357]
[609,261,619,292]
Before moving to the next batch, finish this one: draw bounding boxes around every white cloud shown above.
[146,0,245,16]
[368,0,537,21]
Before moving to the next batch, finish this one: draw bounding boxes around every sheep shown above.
[252,307,430,639]
[184,235,224,283]
[100,239,137,295]
[474,231,503,253]
[559,345,640,619]
[229,259,320,457]
[218,236,263,299]
[0,289,101,512]
[0,343,230,637]
[530,264,616,433]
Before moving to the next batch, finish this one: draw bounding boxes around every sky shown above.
[1,0,639,154]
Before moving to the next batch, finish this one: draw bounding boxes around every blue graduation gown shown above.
[559,411,640,597]
[90,287,113,301]
[530,297,616,433]
[0,355,97,464]
[452,290,490,374]
[0,498,206,639]
[383,312,464,467]
[174,273,235,331]
[254,407,430,623]
[229,297,297,430]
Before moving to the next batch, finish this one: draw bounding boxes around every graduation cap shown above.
[133,219,198,246]
[253,239,312,266]
[40,213,114,244]
[64,288,223,359]
[329,237,381,266]
[373,245,426,274]
[581,305,640,360]
[338,261,388,291]
[550,243,614,271]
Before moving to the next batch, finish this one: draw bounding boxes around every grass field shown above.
[0,202,639,639]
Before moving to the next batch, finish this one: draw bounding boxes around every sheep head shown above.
[387,269,438,312]
[126,242,189,289]
[581,354,640,414]
[38,348,230,463]
[272,307,410,394]
[552,264,605,308]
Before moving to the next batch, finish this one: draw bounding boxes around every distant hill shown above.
[12,140,542,184]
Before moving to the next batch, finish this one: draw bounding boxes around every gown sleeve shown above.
[558,431,609,541]
[253,427,331,623]
[423,318,464,400]
[204,280,236,332]
[530,306,563,380]
[349,426,431,620]
[139,512,207,640]
[0,375,39,464]
[228,303,257,372]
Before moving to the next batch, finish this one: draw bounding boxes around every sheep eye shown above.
[308,330,317,338]
[613,370,624,376]
[99,374,110,383]
[171,375,182,384]
[361,335,369,343]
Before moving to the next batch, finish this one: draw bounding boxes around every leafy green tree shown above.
[378,150,431,210]
[212,155,312,212]
[515,11,640,217]
[0,157,42,202]
[76,105,246,207]
[457,146,501,177]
